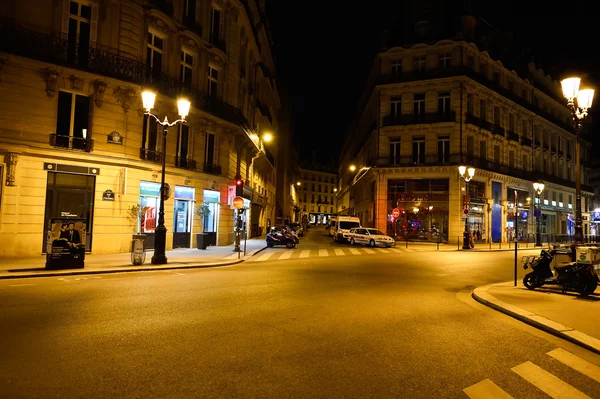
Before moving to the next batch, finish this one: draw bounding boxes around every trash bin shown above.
[196,233,208,250]
[131,238,146,265]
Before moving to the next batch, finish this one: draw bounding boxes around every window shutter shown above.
[90,4,99,46]
[195,0,201,23]
[61,0,70,38]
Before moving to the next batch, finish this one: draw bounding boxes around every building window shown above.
[210,7,224,41]
[176,124,189,167]
[438,92,450,113]
[467,93,474,114]
[508,150,515,167]
[412,136,425,164]
[183,0,198,25]
[205,132,217,168]
[480,140,487,161]
[180,50,194,88]
[509,113,515,132]
[440,52,451,68]
[467,136,474,158]
[147,32,163,79]
[207,65,219,97]
[55,91,90,149]
[522,120,528,136]
[522,155,528,171]
[493,107,501,126]
[413,94,425,116]
[66,1,91,62]
[141,113,159,153]
[494,145,500,163]
[391,98,401,118]
[467,55,474,68]
[414,56,426,72]
[391,60,402,75]
[437,136,450,163]
[480,99,487,120]
[389,137,401,165]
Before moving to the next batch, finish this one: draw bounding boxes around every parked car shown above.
[347,227,395,248]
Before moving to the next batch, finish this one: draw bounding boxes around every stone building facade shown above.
[297,164,337,226]
[0,0,281,256]
[338,20,593,243]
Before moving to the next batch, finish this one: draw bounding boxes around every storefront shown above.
[387,178,449,242]
[202,190,220,246]
[139,181,160,250]
[309,213,332,226]
[172,186,194,248]
[590,211,600,236]
[42,168,96,253]
[467,181,487,242]
[506,188,531,241]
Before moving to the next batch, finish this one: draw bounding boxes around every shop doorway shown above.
[43,172,95,253]
[173,200,191,248]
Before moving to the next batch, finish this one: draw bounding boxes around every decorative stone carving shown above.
[113,86,137,113]
[148,16,170,35]
[6,153,18,186]
[70,75,84,90]
[181,36,201,52]
[45,68,59,98]
[184,178,191,186]
[0,57,6,83]
[94,80,107,108]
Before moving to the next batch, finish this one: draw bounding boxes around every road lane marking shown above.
[278,251,293,260]
[378,248,390,253]
[256,252,274,262]
[318,249,329,257]
[463,379,513,399]
[547,348,600,383]
[334,249,345,256]
[512,361,592,399]
[9,284,35,287]
[363,248,376,254]
[349,248,361,255]
[299,250,311,258]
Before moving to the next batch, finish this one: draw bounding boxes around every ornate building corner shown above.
[6,153,18,186]
[0,57,7,83]
[70,75,84,91]
[94,80,108,108]
[45,68,59,98]
[113,86,137,113]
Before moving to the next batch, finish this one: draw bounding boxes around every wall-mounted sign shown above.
[102,189,115,201]
[107,131,123,145]
[174,185,195,200]
[140,181,161,197]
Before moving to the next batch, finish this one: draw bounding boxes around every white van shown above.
[333,216,361,243]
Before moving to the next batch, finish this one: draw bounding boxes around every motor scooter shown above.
[522,248,597,297]
[266,228,296,248]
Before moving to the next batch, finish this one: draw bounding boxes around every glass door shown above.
[173,199,191,248]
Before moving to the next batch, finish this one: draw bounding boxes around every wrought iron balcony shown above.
[175,157,196,170]
[465,114,492,131]
[521,137,532,147]
[49,134,94,152]
[507,130,519,142]
[492,124,505,136]
[139,148,162,163]
[209,34,226,53]
[204,163,221,175]
[256,100,272,124]
[383,111,456,127]
[147,0,173,16]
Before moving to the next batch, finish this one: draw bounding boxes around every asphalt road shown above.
[1,229,599,398]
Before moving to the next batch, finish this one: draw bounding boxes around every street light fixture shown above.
[141,89,191,265]
[296,181,301,186]
[262,132,273,143]
[561,77,595,244]
[458,165,476,249]
[533,180,545,247]
[349,164,356,172]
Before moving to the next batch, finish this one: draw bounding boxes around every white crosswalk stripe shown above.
[463,379,513,399]
[363,248,376,254]
[299,250,311,258]
[318,249,329,257]
[511,361,592,399]
[349,248,361,255]
[547,348,600,384]
[379,248,390,253]
[256,252,274,262]
[334,249,345,256]
[278,250,294,260]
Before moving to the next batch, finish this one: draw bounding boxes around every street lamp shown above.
[141,89,191,264]
[349,164,356,172]
[296,181,301,186]
[561,77,594,244]
[262,132,273,143]
[533,180,545,247]
[458,165,475,249]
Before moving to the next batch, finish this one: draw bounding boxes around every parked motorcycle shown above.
[522,248,597,297]
[266,228,296,248]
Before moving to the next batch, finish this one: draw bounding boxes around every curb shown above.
[460,248,542,253]
[0,246,268,280]
[472,283,600,355]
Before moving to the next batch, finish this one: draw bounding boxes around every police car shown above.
[347,228,396,248]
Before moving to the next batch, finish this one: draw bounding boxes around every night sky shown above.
[265,3,599,164]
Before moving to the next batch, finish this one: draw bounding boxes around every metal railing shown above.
[49,134,94,152]
[139,148,162,163]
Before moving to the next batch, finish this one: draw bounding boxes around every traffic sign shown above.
[463,208,469,215]
[392,208,400,218]
[232,196,244,209]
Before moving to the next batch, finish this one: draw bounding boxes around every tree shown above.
[195,203,211,233]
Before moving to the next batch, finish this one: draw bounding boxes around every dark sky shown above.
[265,3,599,164]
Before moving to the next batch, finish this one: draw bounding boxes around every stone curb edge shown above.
[472,283,600,356]
[0,246,269,280]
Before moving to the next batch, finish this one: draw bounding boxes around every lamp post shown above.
[141,89,191,265]
[561,77,594,244]
[458,165,475,249]
[533,180,545,247]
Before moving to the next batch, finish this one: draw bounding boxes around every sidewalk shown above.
[473,282,600,355]
[0,238,267,279]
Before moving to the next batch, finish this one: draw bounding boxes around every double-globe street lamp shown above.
[560,77,594,244]
[458,165,475,250]
[533,180,545,247]
[141,89,191,265]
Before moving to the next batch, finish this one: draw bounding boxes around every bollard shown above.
[513,240,518,287]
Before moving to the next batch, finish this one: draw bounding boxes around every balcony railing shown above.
[507,130,519,142]
[465,114,492,131]
[383,111,456,127]
[49,134,94,152]
[175,157,196,170]
[521,137,532,147]
[140,148,162,163]
[209,34,226,53]
[492,124,505,136]
[256,100,273,124]
[204,163,221,175]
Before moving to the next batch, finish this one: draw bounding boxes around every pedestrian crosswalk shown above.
[463,348,600,398]
[246,246,422,262]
